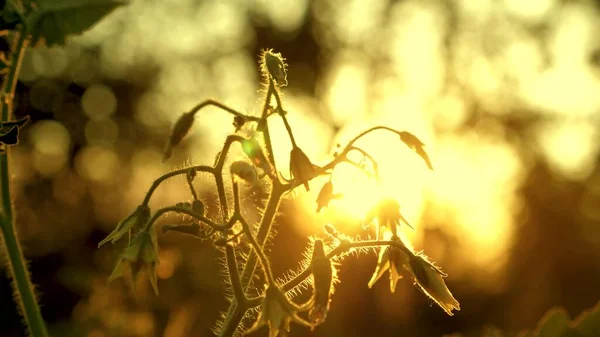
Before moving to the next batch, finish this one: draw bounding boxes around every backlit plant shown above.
[99,49,460,337]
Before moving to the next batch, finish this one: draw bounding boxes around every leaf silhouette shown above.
[27,0,127,47]
[398,131,433,170]
[0,126,19,146]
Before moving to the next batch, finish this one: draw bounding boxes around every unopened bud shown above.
[324,224,339,237]
[163,111,195,162]
[233,115,246,131]
[230,160,258,185]
[261,49,288,86]
[309,239,334,325]
[290,146,315,191]
[192,200,204,215]
[316,181,333,212]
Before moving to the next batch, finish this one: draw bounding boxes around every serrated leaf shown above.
[534,308,571,337]
[573,301,600,337]
[27,0,127,47]
[398,131,433,170]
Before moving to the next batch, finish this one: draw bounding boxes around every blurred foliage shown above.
[446,300,600,337]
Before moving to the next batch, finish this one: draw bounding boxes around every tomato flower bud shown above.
[367,235,413,293]
[163,111,196,161]
[316,182,333,212]
[363,198,413,239]
[315,181,342,212]
[108,230,160,295]
[308,240,335,325]
[260,49,288,86]
[230,160,258,186]
[246,285,313,337]
[409,253,460,316]
[233,114,247,131]
[289,146,315,191]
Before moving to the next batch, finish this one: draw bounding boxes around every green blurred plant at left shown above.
[0,0,125,336]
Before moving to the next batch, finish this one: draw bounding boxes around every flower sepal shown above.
[108,229,160,295]
[409,253,460,316]
[367,235,413,293]
[98,205,151,247]
[363,199,413,239]
[246,285,313,337]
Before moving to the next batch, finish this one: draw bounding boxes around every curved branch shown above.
[142,165,215,206]
[188,99,260,122]
[143,206,231,232]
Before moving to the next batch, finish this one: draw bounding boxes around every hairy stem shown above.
[281,239,413,293]
[259,80,276,170]
[225,244,247,305]
[188,99,260,123]
[144,206,229,232]
[279,113,297,148]
[240,217,275,284]
[0,31,49,337]
[142,165,214,206]
[219,181,285,336]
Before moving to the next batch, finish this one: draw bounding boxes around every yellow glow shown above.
[268,94,334,171]
[75,146,120,183]
[504,0,556,23]
[523,66,600,117]
[550,4,596,65]
[388,0,445,96]
[320,113,430,243]
[325,58,368,125]
[536,120,598,180]
[257,0,309,33]
[428,134,523,267]
[29,120,71,177]
[82,84,117,121]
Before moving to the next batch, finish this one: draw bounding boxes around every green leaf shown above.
[533,308,572,337]
[27,0,127,47]
[573,301,600,337]
[98,205,150,247]
[1,0,22,30]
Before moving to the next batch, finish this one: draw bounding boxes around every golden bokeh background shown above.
[2,0,600,336]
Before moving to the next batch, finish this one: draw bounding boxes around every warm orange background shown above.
[2,1,600,336]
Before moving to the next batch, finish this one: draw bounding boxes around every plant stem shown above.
[239,217,275,285]
[225,244,247,305]
[0,31,49,337]
[219,181,285,337]
[259,80,276,169]
[143,206,228,232]
[141,165,214,206]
